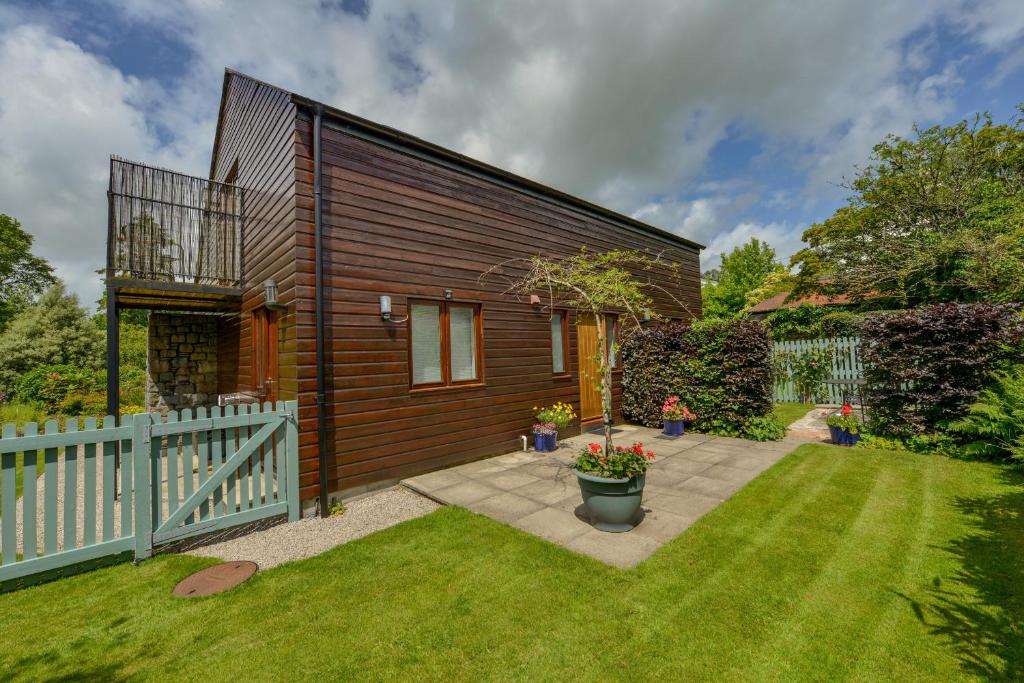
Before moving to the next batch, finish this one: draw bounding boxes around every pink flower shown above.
[588,443,601,455]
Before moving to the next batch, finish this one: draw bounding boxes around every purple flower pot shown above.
[663,419,685,437]
[829,425,842,444]
[544,431,558,451]
[534,431,558,452]
[843,430,860,447]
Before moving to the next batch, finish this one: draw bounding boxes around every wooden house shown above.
[105,70,704,515]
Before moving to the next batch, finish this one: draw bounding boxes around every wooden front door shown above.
[577,313,602,422]
[252,307,278,403]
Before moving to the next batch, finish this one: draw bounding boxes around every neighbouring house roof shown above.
[210,69,706,254]
[747,291,855,314]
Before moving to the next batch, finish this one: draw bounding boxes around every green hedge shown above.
[622,318,776,436]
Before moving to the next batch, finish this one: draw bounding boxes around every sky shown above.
[1,0,1023,307]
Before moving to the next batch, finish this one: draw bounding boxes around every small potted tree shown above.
[572,442,655,531]
[661,395,695,436]
[483,247,689,531]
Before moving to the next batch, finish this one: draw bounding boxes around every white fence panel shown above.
[773,336,863,404]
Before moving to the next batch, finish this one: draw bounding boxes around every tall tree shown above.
[701,238,785,319]
[0,214,56,330]
[791,107,1024,306]
[0,283,103,393]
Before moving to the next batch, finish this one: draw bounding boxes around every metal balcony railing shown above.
[107,157,243,288]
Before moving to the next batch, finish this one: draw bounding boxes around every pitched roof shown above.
[211,69,705,253]
[747,291,855,314]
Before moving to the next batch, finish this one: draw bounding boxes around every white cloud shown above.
[1,0,1022,304]
[957,0,1024,82]
[0,22,188,306]
[703,221,808,273]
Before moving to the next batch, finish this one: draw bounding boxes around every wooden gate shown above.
[0,400,299,583]
[138,401,299,557]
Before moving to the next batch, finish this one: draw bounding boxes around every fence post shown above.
[285,401,300,522]
[132,413,154,562]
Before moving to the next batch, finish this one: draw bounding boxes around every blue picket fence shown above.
[773,337,863,404]
[0,401,299,585]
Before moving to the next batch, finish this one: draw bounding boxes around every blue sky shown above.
[1,0,1023,304]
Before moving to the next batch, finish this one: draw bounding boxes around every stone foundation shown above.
[146,313,219,413]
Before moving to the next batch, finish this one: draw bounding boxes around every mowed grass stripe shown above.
[744,450,927,679]
[634,447,879,680]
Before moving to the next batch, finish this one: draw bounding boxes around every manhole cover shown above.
[173,561,258,598]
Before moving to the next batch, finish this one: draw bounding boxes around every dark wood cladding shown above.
[293,116,703,494]
[209,75,313,487]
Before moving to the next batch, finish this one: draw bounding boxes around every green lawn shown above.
[1,444,1021,681]
[774,401,816,427]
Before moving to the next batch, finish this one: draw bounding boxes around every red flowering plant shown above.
[573,442,655,479]
[661,395,695,422]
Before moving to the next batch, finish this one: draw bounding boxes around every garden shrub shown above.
[765,305,866,341]
[14,364,105,414]
[764,304,827,340]
[945,365,1024,461]
[620,323,689,428]
[740,415,787,441]
[861,303,1024,436]
[622,318,775,436]
[818,311,864,338]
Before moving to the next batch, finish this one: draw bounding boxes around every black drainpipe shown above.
[312,105,330,517]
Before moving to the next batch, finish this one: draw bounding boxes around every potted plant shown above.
[532,402,577,452]
[825,412,861,446]
[531,422,557,452]
[572,442,655,532]
[661,395,695,436]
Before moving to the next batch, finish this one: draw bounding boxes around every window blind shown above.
[449,305,477,381]
[411,303,442,384]
[551,312,565,373]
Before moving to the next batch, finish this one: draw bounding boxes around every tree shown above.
[482,248,685,455]
[0,283,103,393]
[791,107,1024,306]
[0,214,56,331]
[701,238,785,319]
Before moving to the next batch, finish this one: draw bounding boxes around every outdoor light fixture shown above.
[263,279,287,311]
[444,288,453,300]
[380,295,408,324]
[529,294,542,306]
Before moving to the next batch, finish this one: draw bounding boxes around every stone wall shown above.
[147,313,219,413]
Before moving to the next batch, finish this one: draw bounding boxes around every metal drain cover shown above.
[173,561,258,598]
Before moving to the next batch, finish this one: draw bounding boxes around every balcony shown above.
[106,157,244,311]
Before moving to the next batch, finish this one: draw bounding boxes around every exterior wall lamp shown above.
[263,279,287,311]
[380,295,408,323]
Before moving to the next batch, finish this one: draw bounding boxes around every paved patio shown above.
[403,424,806,568]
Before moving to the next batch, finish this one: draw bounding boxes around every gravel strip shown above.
[187,486,439,569]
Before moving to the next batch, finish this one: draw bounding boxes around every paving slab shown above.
[402,424,802,568]
[472,492,546,524]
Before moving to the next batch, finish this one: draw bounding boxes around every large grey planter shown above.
[573,470,646,532]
